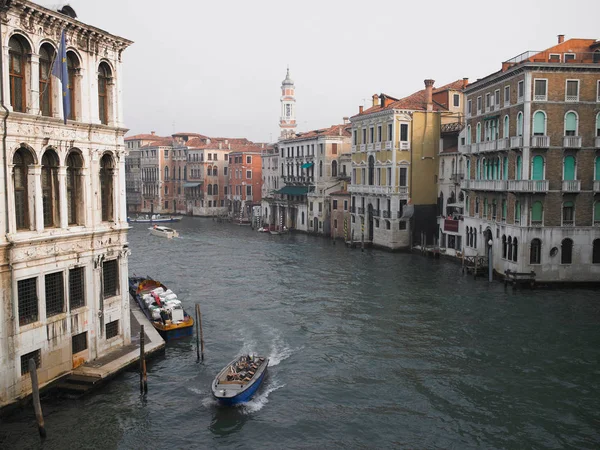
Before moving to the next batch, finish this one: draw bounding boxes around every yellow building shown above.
[349,79,466,249]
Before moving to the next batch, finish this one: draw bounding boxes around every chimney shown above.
[151,131,155,135]
[218,142,222,149]
[558,34,565,44]
[424,79,435,111]
[343,117,349,124]
[372,94,379,107]
[359,105,364,113]
[462,78,469,89]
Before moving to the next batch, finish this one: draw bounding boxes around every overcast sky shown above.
[39,0,600,142]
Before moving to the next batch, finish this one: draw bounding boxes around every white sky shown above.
[38,0,600,142]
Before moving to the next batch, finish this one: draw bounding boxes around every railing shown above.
[496,138,509,150]
[460,179,507,191]
[358,207,365,214]
[510,136,523,148]
[531,135,550,148]
[507,179,549,192]
[372,209,381,217]
[562,180,581,192]
[385,141,392,150]
[397,186,408,198]
[350,206,356,213]
[351,145,357,152]
[450,173,464,183]
[563,136,582,148]
[375,142,381,151]
[562,220,574,227]
[480,141,497,152]
[360,144,366,152]
[460,144,472,154]
[400,142,410,150]
[530,220,543,227]
[349,185,394,195]
[367,144,373,151]
[383,210,391,218]
[594,180,600,192]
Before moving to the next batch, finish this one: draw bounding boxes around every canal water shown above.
[1,217,599,449]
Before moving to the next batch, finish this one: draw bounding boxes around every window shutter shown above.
[563,156,575,181]
[565,112,577,132]
[532,201,543,221]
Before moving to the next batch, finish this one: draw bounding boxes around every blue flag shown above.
[52,30,70,124]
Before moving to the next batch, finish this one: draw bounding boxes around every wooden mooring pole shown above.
[140,325,147,394]
[195,303,205,361]
[29,358,46,439]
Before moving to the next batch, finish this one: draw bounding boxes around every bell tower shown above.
[279,68,296,139]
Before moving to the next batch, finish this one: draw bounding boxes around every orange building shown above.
[227,146,265,223]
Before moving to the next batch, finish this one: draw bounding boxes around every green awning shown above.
[301,162,314,169]
[183,182,201,188]
[275,186,309,195]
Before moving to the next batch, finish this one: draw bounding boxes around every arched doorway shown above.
[313,217,319,233]
[368,204,374,241]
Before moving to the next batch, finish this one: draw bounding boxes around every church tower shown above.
[279,68,297,139]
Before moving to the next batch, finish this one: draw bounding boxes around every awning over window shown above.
[183,182,201,188]
[301,162,314,169]
[275,186,309,195]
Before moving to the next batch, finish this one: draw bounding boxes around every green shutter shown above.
[466,160,470,179]
[515,201,521,221]
[533,111,545,134]
[502,200,507,219]
[504,116,509,138]
[565,112,577,132]
[476,123,481,143]
[503,157,508,180]
[517,113,523,135]
[563,156,575,181]
[532,156,544,180]
[516,156,522,180]
[595,157,600,181]
[595,202,600,222]
[532,201,543,221]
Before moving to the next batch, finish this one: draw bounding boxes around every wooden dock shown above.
[462,255,488,279]
[504,270,536,290]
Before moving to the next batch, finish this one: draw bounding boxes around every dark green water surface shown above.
[2,217,599,449]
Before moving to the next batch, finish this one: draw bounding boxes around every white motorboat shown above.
[149,225,179,239]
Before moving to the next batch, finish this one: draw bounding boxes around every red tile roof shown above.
[281,124,352,142]
[125,133,165,141]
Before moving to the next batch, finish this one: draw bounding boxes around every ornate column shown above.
[117,150,127,224]
[6,165,16,234]
[29,53,40,116]
[78,167,89,227]
[58,166,68,228]
[29,165,43,232]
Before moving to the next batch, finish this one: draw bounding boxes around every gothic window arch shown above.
[39,43,55,117]
[66,151,84,225]
[100,153,115,221]
[213,166,218,176]
[207,184,212,195]
[332,160,338,177]
[508,236,513,260]
[517,112,523,136]
[67,51,80,120]
[564,111,578,136]
[9,35,30,112]
[530,238,542,264]
[98,62,112,125]
[13,147,34,230]
[561,238,573,264]
[164,166,169,180]
[532,110,546,136]
[512,237,518,262]
[502,235,507,258]
[41,149,60,227]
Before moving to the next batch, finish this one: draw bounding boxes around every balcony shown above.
[460,179,507,191]
[531,135,550,148]
[450,173,464,184]
[349,185,394,195]
[507,179,549,192]
[479,141,497,152]
[372,209,381,217]
[562,180,581,192]
[352,145,357,152]
[360,144,366,152]
[358,207,365,214]
[562,220,575,227]
[400,142,410,150]
[375,142,381,151]
[367,144,373,151]
[383,210,391,218]
[459,144,472,154]
[385,141,392,150]
[563,136,581,148]
[595,180,600,193]
[510,136,523,148]
[496,138,509,150]
[350,206,356,213]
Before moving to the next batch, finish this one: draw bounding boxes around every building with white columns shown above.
[0,1,132,407]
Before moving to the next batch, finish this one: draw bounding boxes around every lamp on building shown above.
[488,239,493,282]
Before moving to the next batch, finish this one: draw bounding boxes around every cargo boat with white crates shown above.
[129,277,194,340]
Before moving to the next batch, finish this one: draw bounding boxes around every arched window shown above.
[476,123,481,143]
[561,238,573,264]
[502,235,507,258]
[9,35,29,112]
[39,44,54,117]
[178,167,181,180]
[515,200,521,224]
[517,112,523,136]
[213,184,218,195]
[512,237,518,262]
[13,147,34,230]
[164,166,169,180]
[98,62,112,125]
[41,150,60,227]
[475,197,479,215]
[593,239,600,264]
[367,156,374,185]
[483,198,488,217]
[207,184,212,195]
[465,227,470,247]
[100,154,114,221]
[319,160,323,178]
[66,151,84,225]
[473,229,477,248]
[476,158,481,179]
[184,166,187,180]
[515,155,522,180]
[213,167,218,176]
[67,52,79,120]
[466,125,471,145]
[437,192,444,217]
[532,111,546,136]
[564,111,578,136]
[503,156,508,180]
[464,194,469,215]
[562,201,574,226]
[531,201,543,225]
[332,160,338,177]
[503,115,509,138]
[563,155,575,181]
[595,202,600,225]
[530,239,541,264]
[507,236,513,260]
[532,155,544,180]
[596,113,600,137]
[466,159,470,179]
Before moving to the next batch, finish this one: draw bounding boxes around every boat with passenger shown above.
[149,225,179,239]
[212,354,269,405]
[128,277,194,340]
[129,214,183,223]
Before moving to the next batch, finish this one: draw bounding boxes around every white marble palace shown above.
[0,1,132,407]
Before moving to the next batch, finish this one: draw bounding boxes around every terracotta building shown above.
[228,147,265,223]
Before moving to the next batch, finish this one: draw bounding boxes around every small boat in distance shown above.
[128,277,194,340]
[212,355,269,405]
[149,225,179,239]
[129,214,183,223]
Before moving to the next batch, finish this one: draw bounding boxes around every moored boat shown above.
[149,225,179,238]
[212,355,269,405]
[128,277,194,340]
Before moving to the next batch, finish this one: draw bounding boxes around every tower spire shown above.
[279,68,296,140]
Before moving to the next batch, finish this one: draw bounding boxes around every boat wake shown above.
[241,380,285,413]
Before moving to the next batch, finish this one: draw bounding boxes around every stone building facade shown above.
[0,1,132,407]
[460,36,600,282]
